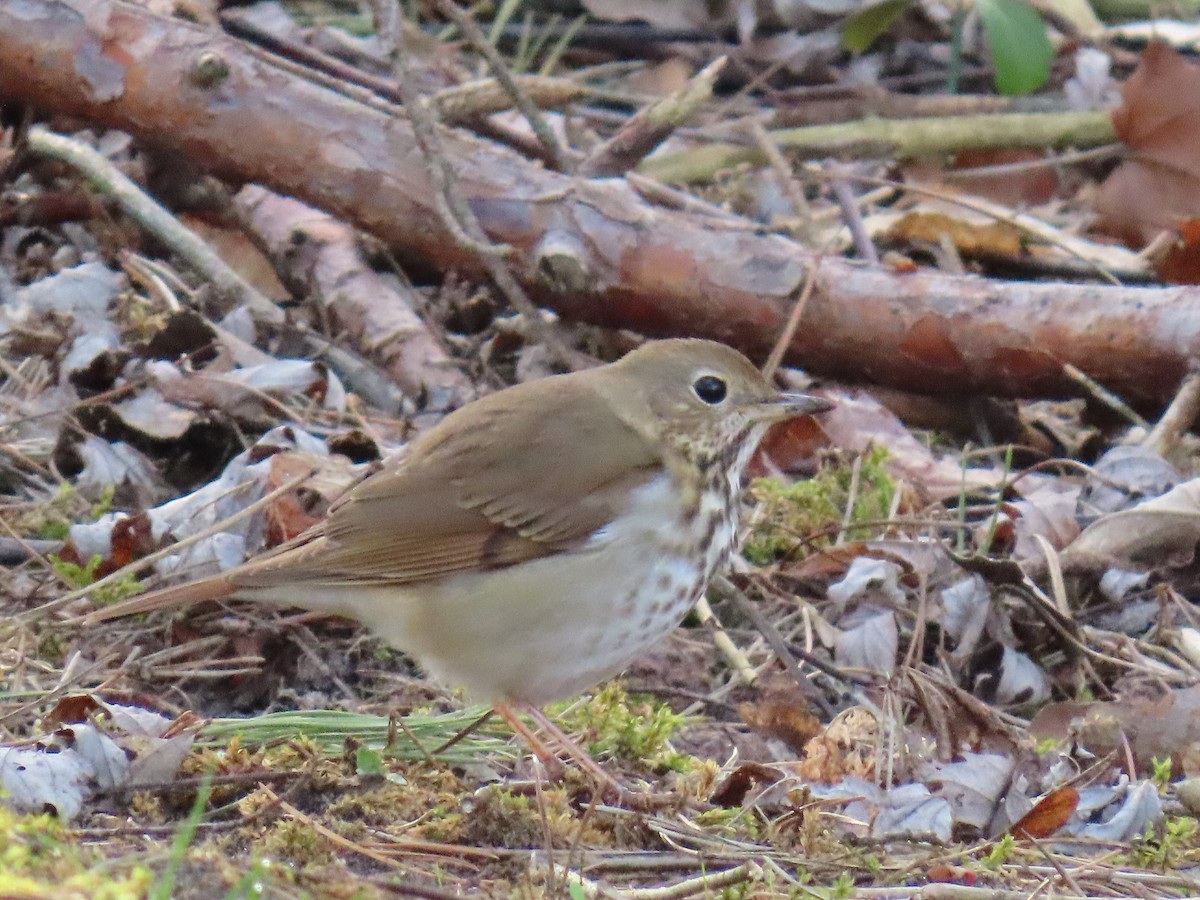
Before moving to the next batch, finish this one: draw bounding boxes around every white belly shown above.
[249,474,719,704]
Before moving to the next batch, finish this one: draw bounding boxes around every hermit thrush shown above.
[87,339,829,733]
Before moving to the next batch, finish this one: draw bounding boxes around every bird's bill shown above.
[746,392,833,421]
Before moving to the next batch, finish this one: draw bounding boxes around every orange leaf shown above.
[739,681,823,755]
[44,694,104,727]
[1156,218,1200,284]
[927,862,978,885]
[1010,785,1079,839]
[750,414,830,478]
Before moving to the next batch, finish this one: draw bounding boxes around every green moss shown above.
[830,871,858,898]
[1034,737,1063,754]
[1151,756,1174,792]
[552,683,693,773]
[1125,816,1200,870]
[326,769,462,831]
[456,787,549,849]
[259,817,333,867]
[28,483,117,542]
[694,805,768,841]
[745,446,895,564]
[37,518,70,541]
[980,833,1018,868]
[35,629,68,664]
[0,802,153,899]
[48,552,142,604]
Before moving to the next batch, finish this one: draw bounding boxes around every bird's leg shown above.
[529,706,711,813]
[494,702,627,802]
[524,704,625,797]
[493,702,567,782]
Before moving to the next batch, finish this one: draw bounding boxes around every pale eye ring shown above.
[692,375,727,405]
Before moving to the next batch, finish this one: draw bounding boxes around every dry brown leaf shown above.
[750,413,831,478]
[738,681,823,755]
[709,761,784,807]
[1031,685,1200,768]
[1064,476,1200,569]
[180,213,288,299]
[946,149,1059,207]
[1009,785,1080,839]
[797,707,880,783]
[1095,41,1200,245]
[817,388,1004,501]
[1156,218,1200,284]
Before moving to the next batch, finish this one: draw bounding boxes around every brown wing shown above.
[232,374,661,589]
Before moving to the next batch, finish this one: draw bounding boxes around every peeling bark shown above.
[2,0,1199,405]
[234,186,473,413]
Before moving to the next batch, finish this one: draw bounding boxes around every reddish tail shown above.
[81,575,236,625]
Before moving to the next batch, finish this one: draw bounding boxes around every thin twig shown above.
[836,450,864,546]
[1062,363,1147,427]
[579,57,727,178]
[748,119,811,234]
[716,575,859,712]
[269,789,404,870]
[1144,369,1200,457]
[826,163,879,266]
[434,0,571,173]
[942,143,1122,179]
[580,860,764,899]
[807,166,1131,284]
[762,256,821,382]
[25,127,283,325]
[694,595,757,687]
[389,25,578,369]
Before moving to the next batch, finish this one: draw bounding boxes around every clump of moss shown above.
[258,817,333,867]
[552,682,693,773]
[0,801,152,899]
[127,790,165,825]
[1125,816,1200,871]
[23,483,116,542]
[693,804,769,842]
[48,553,142,604]
[454,786,557,849]
[326,767,463,831]
[745,446,895,564]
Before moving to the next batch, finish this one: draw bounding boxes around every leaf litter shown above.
[3,2,1200,898]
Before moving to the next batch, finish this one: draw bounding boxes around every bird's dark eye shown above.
[692,375,727,405]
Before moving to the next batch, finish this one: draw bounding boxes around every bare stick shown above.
[26,126,283,325]
[1062,363,1147,427]
[579,57,727,178]
[1144,369,1200,456]
[390,25,579,368]
[434,0,571,173]
[748,118,811,234]
[693,595,756,686]
[762,257,821,382]
[826,163,879,266]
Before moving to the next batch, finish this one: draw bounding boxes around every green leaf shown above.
[356,746,407,784]
[977,0,1054,95]
[841,0,914,53]
[355,746,386,776]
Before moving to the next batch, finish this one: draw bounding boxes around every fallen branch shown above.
[641,110,1115,184]
[234,186,473,412]
[2,0,1199,405]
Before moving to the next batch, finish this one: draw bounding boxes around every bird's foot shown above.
[495,702,686,810]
